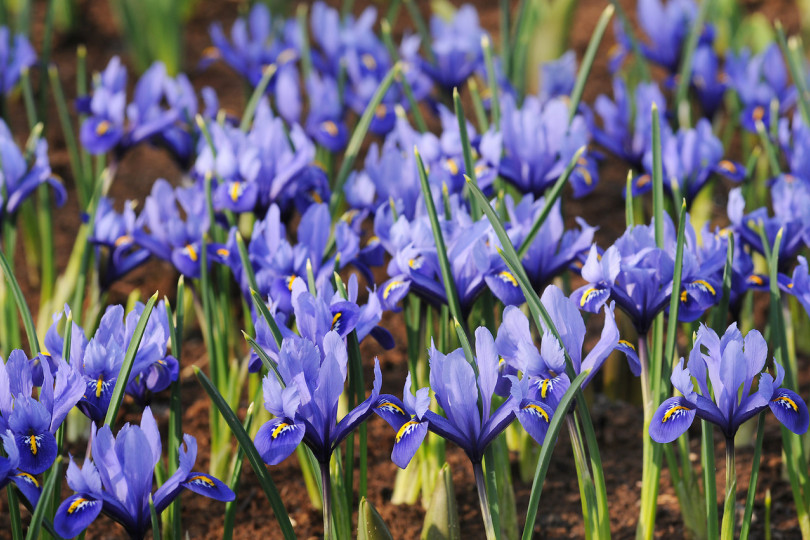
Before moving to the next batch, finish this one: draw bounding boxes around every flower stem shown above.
[320,460,334,540]
[720,438,736,540]
[473,461,498,540]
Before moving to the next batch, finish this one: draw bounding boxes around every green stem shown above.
[720,439,736,540]
[474,461,498,540]
[321,460,334,540]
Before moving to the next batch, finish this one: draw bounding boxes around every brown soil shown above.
[0,0,807,539]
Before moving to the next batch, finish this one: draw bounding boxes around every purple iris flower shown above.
[727,178,810,268]
[496,285,637,411]
[539,50,577,103]
[485,94,599,198]
[375,195,494,314]
[0,120,66,222]
[47,303,176,423]
[778,113,810,182]
[725,44,796,132]
[79,59,192,160]
[421,4,486,90]
[485,193,596,306]
[594,77,666,169]
[691,44,727,118]
[305,73,348,151]
[132,179,225,279]
[650,324,809,443]
[253,331,382,465]
[89,197,151,287]
[0,27,35,94]
[54,407,233,539]
[571,215,720,334]
[633,118,744,204]
[0,429,41,505]
[206,3,302,124]
[0,349,84,476]
[376,327,552,467]
[636,0,701,72]
[698,226,767,311]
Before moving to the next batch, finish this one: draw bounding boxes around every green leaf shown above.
[664,200,687,369]
[149,494,162,540]
[567,4,614,126]
[421,464,461,540]
[240,65,278,132]
[453,88,480,218]
[103,292,158,426]
[24,456,62,540]
[250,288,284,349]
[0,246,40,355]
[194,367,296,540]
[521,371,590,540]
[358,497,394,540]
[674,0,710,128]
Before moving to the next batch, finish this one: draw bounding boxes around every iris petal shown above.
[649,396,696,443]
[769,389,810,435]
[15,430,57,475]
[391,420,428,469]
[254,418,305,466]
[516,399,554,445]
[181,472,236,502]
[54,494,103,539]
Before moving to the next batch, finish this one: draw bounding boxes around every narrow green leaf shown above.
[521,371,590,540]
[711,233,734,333]
[103,292,158,426]
[380,19,428,133]
[25,456,62,540]
[330,64,400,214]
[739,413,766,540]
[674,0,710,128]
[194,367,296,540]
[240,64,278,132]
[775,23,810,127]
[651,104,665,247]
[481,35,500,127]
[664,200,687,368]
[567,5,614,126]
[516,147,584,259]
[415,148,465,332]
[0,247,40,355]
[453,88,480,218]
[250,288,283,349]
[358,497,394,540]
[296,4,313,80]
[149,494,161,540]
[244,331,284,385]
[625,171,635,228]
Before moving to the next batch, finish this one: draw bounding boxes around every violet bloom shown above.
[54,407,233,539]
[571,215,720,334]
[253,331,382,465]
[650,324,808,443]
[0,349,84,476]
[376,328,553,469]
[633,118,744,205]
[486,93,599,198]
[539,51,577,102]
[0,120,66,222]
[727,178,810,268]
[594,77,665,170]
[47,303,176,423]
[133,179,225,279]
[89,197,151,287]
[0,429,40,505]
[422,4,485,90]
[725,44,796,132]
[485,193,595,306]
[496,286,635,412]
[0,27,35,94]
[691,44,727,118]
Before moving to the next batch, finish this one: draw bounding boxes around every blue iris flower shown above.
[539,50,577,103]
[254,330,382,465]
[89,197,151,287]
[632,118,745,205]
[54,407,233,539]
[486,93,599,198]
[0,26,35,94]
[650,324,809,443]
[375,195,494,315]
[0,349,84,478]
[485,193,596,306]
[46,303,177,423]
[691,44,727,118]
[727,178,810,269]
[594,77,666,169]
[421,4,486,90]
[725,44,796,132]
[572,215,720,334]
[0,429,40,506]
[0,120,66,223]
[132,179,226,279]
[206,3,302,125]
[496,285,637,408]
[375,327,552,468]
